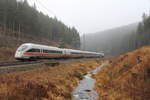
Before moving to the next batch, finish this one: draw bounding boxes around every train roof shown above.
[21,43,62,51]
[68,49,102,54]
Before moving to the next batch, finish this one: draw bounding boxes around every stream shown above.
[72,63,108,100]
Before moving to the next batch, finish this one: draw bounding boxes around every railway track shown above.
[0,58,98,75]
[0,60,60,75]
[0,61,44,67]
[0,58,98,68]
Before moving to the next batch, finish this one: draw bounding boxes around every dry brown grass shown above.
[94,46,150,100]
[0,59,101,100]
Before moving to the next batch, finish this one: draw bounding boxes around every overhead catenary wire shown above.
[35,0,58,18]
[30,0,73,28]
[31,0,65,41]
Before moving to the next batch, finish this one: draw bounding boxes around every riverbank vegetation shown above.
[94,46,150,100]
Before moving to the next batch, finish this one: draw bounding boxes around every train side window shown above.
[71,52,81,54]
[27,49,33,52]
[27,49,40,53]
[52,50,62,54]
[43,49,62,54]
[43,50,49,53]
[49,50,62,54]
[35,49,40,52]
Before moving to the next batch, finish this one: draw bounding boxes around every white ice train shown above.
[15,43,104,60]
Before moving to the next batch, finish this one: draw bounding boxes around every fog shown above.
[81,23,138,56]
[28,0,150,34]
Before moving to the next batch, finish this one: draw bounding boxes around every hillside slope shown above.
[0,0,80,49]
[81,23,138,56]
[95,46,150,100]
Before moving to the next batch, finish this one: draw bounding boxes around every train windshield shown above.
[18,45,28,52]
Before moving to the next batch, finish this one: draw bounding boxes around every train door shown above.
[62,49,66,55]
[40,49,44,58]
[64,49,71,57]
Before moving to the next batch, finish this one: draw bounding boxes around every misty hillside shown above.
[0,0,80,48]
[91,23,138,35]
[81,23,138,56]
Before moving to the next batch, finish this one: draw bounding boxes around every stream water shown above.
[72,63,107,100]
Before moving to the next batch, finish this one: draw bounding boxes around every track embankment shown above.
[94,46,150,100]
[0,61,43,67]
[0,60,60,74]
[0,59,101,100]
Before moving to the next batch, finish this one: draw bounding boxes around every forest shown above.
[136,13,150,48]
[0,0,80,48]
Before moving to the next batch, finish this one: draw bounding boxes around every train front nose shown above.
[15,51,23,59]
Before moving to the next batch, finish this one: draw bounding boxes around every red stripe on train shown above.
[24,53,97,56]
[24,53,65,56]
[24,53,80,56]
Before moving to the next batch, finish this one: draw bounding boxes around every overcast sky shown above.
[28,0,150,34]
